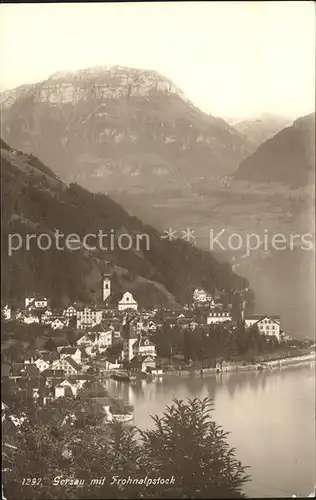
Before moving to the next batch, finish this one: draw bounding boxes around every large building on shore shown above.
[207,311,232,325]
[244,314,281,341]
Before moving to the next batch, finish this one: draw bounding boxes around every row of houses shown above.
[2,291,140,330]
[207,311,283,341]
[193,287,224,307]
[2,287,285,345]
[2,353,95,404]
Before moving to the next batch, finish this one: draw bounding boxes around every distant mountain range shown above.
[1,138,248,309]
[234,113,315,187]
[226,114,293,148]
[0,65,252,196]
[1,66,314,338]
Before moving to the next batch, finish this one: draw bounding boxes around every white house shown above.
[193,288,214,305]
[63,305,77,318]
[129,317,157,335]
[25,297,48,310]
[90,322,115,345]
[147,320,157,333]
[245,315,281,341]
[51,357,81,376]
[130,354,156,373]
[134,337,157,358]
[97,330,113,348]
[54,380,80,399]
[51,318,67,330]
[34,358,51,373]
[25,297,36,308]
[40,308,53,324]
[2,305,11,320]
[118,292,138,312]
[34,297,48,309]
[76,307,103,329]
[123,334,157,362]
[207,311,232,325]
[105,358,122,370]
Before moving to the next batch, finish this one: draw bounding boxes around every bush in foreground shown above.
[3,397,250,499]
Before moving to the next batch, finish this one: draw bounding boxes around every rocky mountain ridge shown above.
[1,65,252,195]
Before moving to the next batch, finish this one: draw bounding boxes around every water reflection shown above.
[107,364,315,498]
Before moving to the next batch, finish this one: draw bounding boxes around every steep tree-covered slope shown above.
[1,139,248,309]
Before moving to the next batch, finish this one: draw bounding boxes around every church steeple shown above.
[102,274,111,302]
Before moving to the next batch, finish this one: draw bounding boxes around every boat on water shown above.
[90,396,134,424]
[110,413,134,423]
[111,371,134,382]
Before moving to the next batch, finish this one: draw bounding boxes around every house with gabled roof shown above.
[63,305,77,318]
[25,297,48,310]
[130,354,156,373]
[133,336,157,358]
[40,308,53,324]
[54,379,81,399]
[2,304,11,320]
[33,358,51,373]
[59,347,81,365]
[193,288,214,305]
[51,318,67,330]
[244,314,281,341]
[51,356,81,376]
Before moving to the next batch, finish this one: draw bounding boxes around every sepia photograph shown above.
[1,1,315,499]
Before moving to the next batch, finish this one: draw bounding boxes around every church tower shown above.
[102,274,111,302]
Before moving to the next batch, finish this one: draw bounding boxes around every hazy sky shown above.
[0,1,315,119]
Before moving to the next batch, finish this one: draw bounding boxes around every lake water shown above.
[107,364,316,498]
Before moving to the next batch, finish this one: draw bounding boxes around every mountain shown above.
[234,113,315,187]
[0,66,251,196]
[228,114,293,148]
[1,139,249,309]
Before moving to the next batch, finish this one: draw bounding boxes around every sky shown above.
[0,1,315,119]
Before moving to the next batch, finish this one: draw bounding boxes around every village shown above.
[1,273,295,423]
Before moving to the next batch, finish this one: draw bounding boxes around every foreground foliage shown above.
[3,397,250,499]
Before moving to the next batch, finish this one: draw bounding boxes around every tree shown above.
[138,398,250,498]
[3,397,250,499]
[227,330,238,360]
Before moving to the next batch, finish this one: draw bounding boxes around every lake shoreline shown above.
[162,352,316,377]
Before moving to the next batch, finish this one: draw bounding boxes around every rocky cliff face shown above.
[1,65,251,195]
